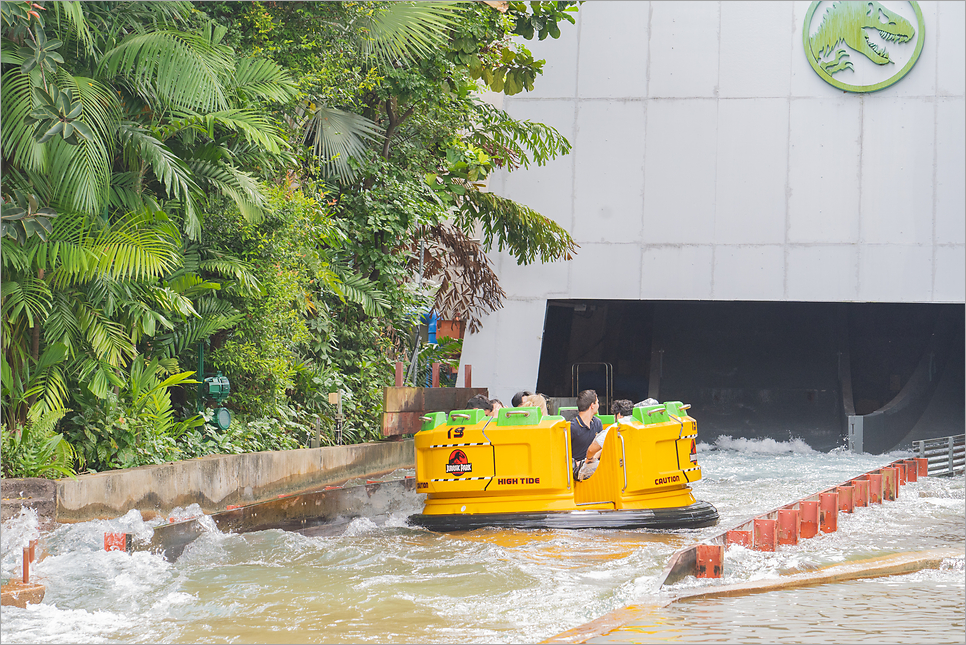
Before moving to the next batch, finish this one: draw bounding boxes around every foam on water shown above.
[1,448,962,644]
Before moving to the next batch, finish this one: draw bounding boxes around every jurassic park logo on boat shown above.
[446,449,472,476]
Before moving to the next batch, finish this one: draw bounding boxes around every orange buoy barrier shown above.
[777,508,800,545]
[726,530,752,547]
[695,544,724,578]
[104,532,131,552]
[904,460,918,483]
[915,457,928,477]
[819,491,838,533]
[754,518,778,552]
[880,467,897,501]
[836,485,854,513]
[896,462,907,485]
[800,500,819,539]
[851,477,869,506]
[868,473,883,504]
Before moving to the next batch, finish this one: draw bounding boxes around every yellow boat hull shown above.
[408,402,719,532]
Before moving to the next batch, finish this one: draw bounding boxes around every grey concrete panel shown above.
[573,100,646,243]
[715,98,789,244]
[712,244,785,300]
[492,248,570,298]
[569,243,642,299]
[514,17,580,99]
[938,1,966,96]
[787,98,862,243]
[858,244,934,301]
[934,245,966,302]
[787,244,859,301]
[936,98,966,244]
[643,99,718,243]
[648,1,720,98]
[640,245,714,299]
[459,299,548,405]
[860,99,935,244]
[576,2,649,98]
[719,2,794,98]
[497,99,577,231]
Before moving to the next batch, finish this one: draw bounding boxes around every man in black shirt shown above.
[570,390,602,475]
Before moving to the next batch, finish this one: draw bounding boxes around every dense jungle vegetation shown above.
[0,0,579,478]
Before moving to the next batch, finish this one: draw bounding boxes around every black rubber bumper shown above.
[408,500,719,532]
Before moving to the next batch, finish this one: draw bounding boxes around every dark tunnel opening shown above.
[536,300,965,452]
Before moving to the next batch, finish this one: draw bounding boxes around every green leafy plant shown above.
[1,404,76,479]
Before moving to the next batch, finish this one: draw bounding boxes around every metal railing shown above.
[914,434,965,477]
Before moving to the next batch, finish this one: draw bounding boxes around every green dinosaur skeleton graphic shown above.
[809,1,915,75]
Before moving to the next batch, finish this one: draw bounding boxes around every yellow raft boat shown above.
[408,401,719,532]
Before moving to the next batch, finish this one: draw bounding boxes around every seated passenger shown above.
[577,399,633,481]
[511,390,533,408]
[521,393,548,416]
[489,399,504,415]
[465,394,493,415]
[570,389,601,479]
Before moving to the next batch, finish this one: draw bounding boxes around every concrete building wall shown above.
[461,1,966,405]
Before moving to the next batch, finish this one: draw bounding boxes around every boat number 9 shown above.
[447,427,465,439]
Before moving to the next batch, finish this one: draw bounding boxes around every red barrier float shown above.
[880,467,897,501]
[695,544,724,578]
[904,460,918,483]
[837,485,854,513]
[754,518,778,552]
[852,478,869,507]
[777,508,800,545]
[800,500,819,539]
[868,473,883,504]
[915,457,928,477]
[726,530,752,547]
[819,491,838,533]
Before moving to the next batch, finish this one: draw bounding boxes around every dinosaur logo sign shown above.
[445,449,472,476]
[804,2,924,93]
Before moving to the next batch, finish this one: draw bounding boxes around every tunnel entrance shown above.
[536,300,964,452]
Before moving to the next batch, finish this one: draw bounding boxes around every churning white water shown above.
[2,438,963,644]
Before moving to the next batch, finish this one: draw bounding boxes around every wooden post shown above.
[464,364,472,388]
[22,547,29,583]
[395,361,404,387]
[431,362,440,388]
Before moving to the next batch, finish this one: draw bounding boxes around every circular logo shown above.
[446,449,472,476]
[803,1,925,93]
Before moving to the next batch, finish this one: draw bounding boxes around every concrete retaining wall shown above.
[55,440,414,522]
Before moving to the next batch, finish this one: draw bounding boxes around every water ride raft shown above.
[407,402,719,532]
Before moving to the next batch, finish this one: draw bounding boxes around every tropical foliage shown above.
[1,0,580,476]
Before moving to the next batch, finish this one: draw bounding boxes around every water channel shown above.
[2,437,963,644]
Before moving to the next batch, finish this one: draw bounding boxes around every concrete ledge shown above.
[543,547,963,644]
[56,440,414,522]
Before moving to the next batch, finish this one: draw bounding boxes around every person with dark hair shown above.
[489,399,504,415]
[578,399,633,480]
[570,389,601,478]
[465,394,493,414]
[511,390,533,408]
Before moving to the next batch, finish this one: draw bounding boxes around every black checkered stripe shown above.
[682,466,701,473]
[430,476,491,482]
[430,442,490,448]
[681,434,697,440]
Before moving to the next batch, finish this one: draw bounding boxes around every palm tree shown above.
[1,1,296,426]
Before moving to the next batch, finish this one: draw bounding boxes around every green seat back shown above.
[447,408,487,425]
[497,406,542,426]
